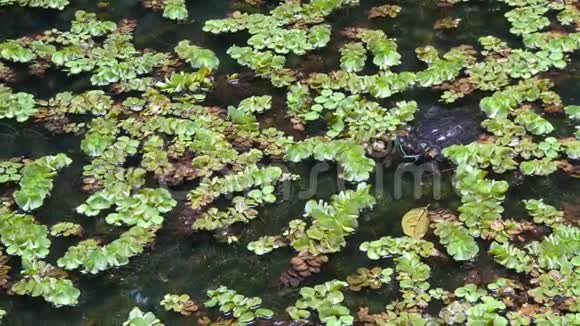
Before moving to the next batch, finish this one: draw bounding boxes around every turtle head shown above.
[395,134,427,158]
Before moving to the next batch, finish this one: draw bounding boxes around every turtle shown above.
[395,105,482,162]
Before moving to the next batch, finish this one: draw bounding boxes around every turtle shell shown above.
[414,108,481,152]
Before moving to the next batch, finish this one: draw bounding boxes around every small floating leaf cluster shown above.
[123,307,163,326]
[205,286,274,323]
[248,183,375,256]
[0,0,68,10]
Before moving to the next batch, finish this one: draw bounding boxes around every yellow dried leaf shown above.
[401,207,430,239]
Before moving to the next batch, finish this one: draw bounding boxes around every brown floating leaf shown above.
[434,17,461,30]
[0,251,10,289]
[368,5,401,19]
[401,206,430,239]
[279,250,328,288]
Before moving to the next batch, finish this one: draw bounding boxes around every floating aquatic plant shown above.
[205,286,273,323]
[174,40,219,70]
[565,105,580,121]
[288,84,417,139]
[357,29,401,70]
[434,17,461,30]
[163,0,188,21]
[514,109,554,135]
[286,280,353,325]
[448,164,509,234]
[13,154,71,211]
[368,4,401,19]
[0,40,35,63]
[0,0,69,9]
[77,181,176,228]
[57,226,158,274]
[0,208,50,259]
[123,307,164,326]
[286,138,376,181]
[11,258,80,307]
[0,159,23,184]
[360,236,435,260]
[479,78,559,119]
[489,241,534,273]
[247,235,286,255]
[192,195,262,231]
[0,85,37,122]
[290,183,375,254]
[187,165,282,210]
[160,294,199,316]
[50,222,83,238]
[520,158,559,175]
[415,46,471,87]
[227,46,295,87]
[0,0,579,323]
[0,11,172,87]
[339,43,367,73]
[433,219,479,261]
[505,6,550,35]
[204,0,353,55]
[443,143,518,173]
[523,199,564,225]
[346,267,393,291]
[247,185,375,256]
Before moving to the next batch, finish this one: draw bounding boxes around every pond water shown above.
[0,0,579,325]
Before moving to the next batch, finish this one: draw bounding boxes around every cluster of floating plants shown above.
[141,0,188,21]
[0,0,578,324]
[0,0,68,10]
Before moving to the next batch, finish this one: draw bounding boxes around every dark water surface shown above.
[0,1,579,325]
